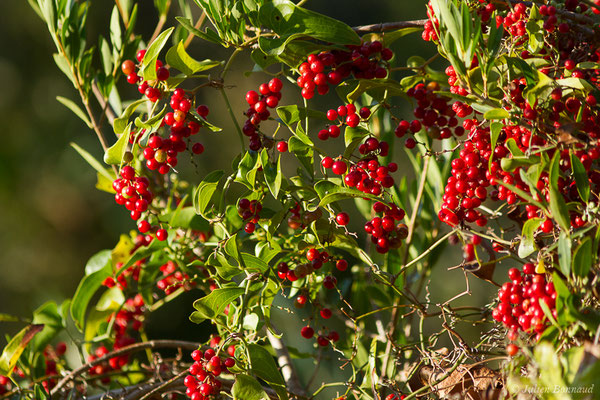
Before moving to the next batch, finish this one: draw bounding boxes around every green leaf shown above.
[190,287,245,324]
[141,27,174,81]
[70,143,115,182]
[0,324,44,376]
[558,232,572,276]
[103,123,131,165]
[524,70,554,107]
[381,27,422,46]
[71,254,112,331]
[483,108,509,120]
[56,96,92,128]
[53,53,76,87]
[261,151,283,199]
[317,184,381,208]
[175,17,223,45]
[31,301,65,353]
[85,249,113,275]
[549,152,571,231]
[232,374,269,400]
[114,99,147,135]
[110,5,122,50]
[259,0,360,46]
[488,121,502,170]
[344,126,369,149]
[248,344,288,400]
[572,237,592,278]
[346,79,406,102]
[570,152,590,203]
[166,41,222,75]
[194,170,225,217]
[518,218,542,258]
[556,77,594,91]
[241,253,269,273]
[276,105,326,129]
[288,136,313,177]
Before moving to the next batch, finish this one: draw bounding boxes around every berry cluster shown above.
[364,202,407,254]
[300,324,340,347]
[157,260,195,295]
[184,348,235,400]
[492,264,557,340]
[237,198,262,234]
[243,78,283,151]
[141,89,207,175]
[295,42,393,99]
[396,82,465,144]
[102,261,142,290]
[322,103,369,136]
[121,49,169,102]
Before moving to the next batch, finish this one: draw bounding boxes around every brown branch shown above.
[352,19,428,33]
[50,340,201,396]
[92,82,117,126]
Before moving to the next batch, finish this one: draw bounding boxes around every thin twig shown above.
[267,330,307,398]
[184,12,207,49]
[50,340,201,396]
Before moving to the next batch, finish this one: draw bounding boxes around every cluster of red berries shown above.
[422,2,440,42]
[492,264,557,341]
[300,324,340,347]
[438,123,492,227]
[184,347,235,400]
[364,202,407,254]
[122,49,169,102]
[243,77,283,151]
[88,295,144,382]
[343,156,397,197]
[295,42,392,99]
[237,198,262,234]
[40,342,67,392]
[385,394,407,400]
[0,376,11,395]
[113,166,153,222]
[462,234,482,262]
[157,260,195,295]
[321,103,370,136]
[141,89,207,175]
[320,157,347,176]
[396,82,465,145]
[102,261,141,290]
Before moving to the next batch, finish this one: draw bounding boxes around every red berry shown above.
[336,259,348,271]
[506,343,519,356]
[277,141,288,152]
[192,143,204,154]
[268,77,283,93]
[332,160,347,175]
[300,326,314,339]
[156,229,167,241]
[320,308,332,319]
[336,212,349,226]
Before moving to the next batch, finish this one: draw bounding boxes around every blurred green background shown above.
[0,0,506,385]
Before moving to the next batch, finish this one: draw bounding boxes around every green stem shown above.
[219,88,245,152]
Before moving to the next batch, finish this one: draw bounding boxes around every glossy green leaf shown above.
[114,99,147,135]
[549,152,571,231]
[194,170,225,217]
[488,121,502,170]
[71,259,112,331]
[518,218,542,258]
[56,96,92,128]
[556,77,594,91]
[524,70,554,107]
[190,287,245,323]
[0,324,44,376]
[572,237,592,278]
[175,17,223,45]
[166,40,222,75]
[31,301,65,353]
[232,374,269,400]
[318,185,381,207]
[558,232,572,276]
[103,123,130,165]
[570,152,590,203]
[248,344,288,400]
[288,136,313,176]
[241,253,269,273]
[346,79,405,102]
[85,249,113,275]
[70,143,115,182]
[276,105,326,129]
[483,108,509,120]
[141,27,174,81]
[259,0,360,46]
[109,5,122,50]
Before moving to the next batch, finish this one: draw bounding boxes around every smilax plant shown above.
[3,0,600,398]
